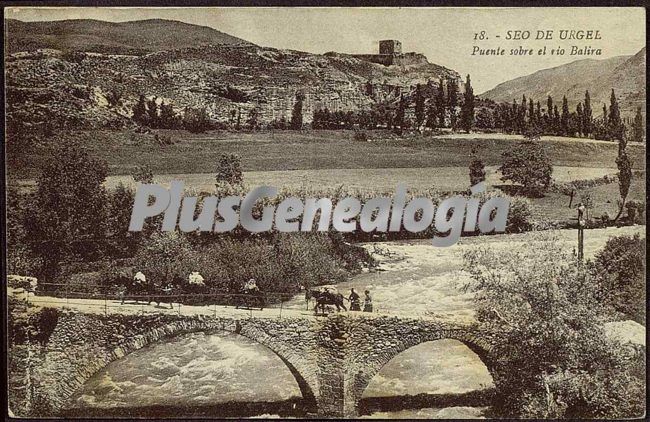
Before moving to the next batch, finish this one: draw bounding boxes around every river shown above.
[67,226,644,418]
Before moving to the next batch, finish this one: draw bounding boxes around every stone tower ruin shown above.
[379,40,402,55]
[349,39,425,66]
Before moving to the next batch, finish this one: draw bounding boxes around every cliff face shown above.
[6,44,460,129]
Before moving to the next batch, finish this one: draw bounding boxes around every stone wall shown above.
[10,308,495,418]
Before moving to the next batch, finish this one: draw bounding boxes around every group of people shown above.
[315,286,373,312]
[348,287,373,312]
[129,272,373,312]
[130,270,205,292]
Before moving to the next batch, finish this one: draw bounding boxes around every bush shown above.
[64,271,105,296]
[590,234,645,324]
[106,88,123,108]
[215,153,243,185]
[268,117,289,130]
[505,195,533,233]
[132,165,154,184]
[133,232,195,289]
[469,157,486,186]
[550,174,618,195]
[353,131,368,142]
[61,50,86,64]
[475,190,532,233]
[183,107,212,133]
[625,200,645,224]
[463,232,645,418]
[126,230,374,304]
[499,141,553,197]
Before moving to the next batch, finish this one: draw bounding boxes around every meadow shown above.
[12,129,646,178]
[11,128,645,225]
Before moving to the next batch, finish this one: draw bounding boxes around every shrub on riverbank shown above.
[463,231,645,418]
[590,234,645,324]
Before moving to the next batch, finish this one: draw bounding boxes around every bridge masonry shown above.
[9,309,496,418]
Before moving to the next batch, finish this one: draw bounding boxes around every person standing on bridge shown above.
[348,288,361,311]
[363,290,373,312]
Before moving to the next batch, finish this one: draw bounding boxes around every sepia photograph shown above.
[4,5,647,419]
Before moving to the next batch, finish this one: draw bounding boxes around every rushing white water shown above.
[71,332,301,409]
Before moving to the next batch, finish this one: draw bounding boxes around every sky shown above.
[6,7,646,93]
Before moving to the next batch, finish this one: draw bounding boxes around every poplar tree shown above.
[146,96,159,127]
[414,84,426,130]
[469,151,486,186]
[395,94,406,134]
[459,74,475,133]
[614,134,632,221]
[509,100,518,133]
[546,96,553,132]
[521,95,527,122]
[290,91,305,130]
[576,103,584,137]
[132,94,148,125]
[631,107,644,143]
[561,96,570,136]
[608,89,624,141]
[583,91,592,137]
[436,80,446,127]
[447,80,459,129]
[425,101,437,129]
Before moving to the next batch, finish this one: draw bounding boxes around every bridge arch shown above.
[343,321,496,415]
[39,316,319,415]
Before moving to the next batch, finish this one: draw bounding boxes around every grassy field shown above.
[11,129,645,179]
[98,165,620,192]
[11,128,645,225]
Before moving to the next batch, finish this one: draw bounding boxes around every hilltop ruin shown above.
[347,40,429,66]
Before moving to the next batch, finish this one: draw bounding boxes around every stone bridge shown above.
[11,308,497,418]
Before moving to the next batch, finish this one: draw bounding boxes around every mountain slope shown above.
[480,48,645,118]
[5,22,460,129]
[5,18,252,55]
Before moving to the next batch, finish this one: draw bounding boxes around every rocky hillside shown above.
[480,48,646,118]
[5,18,461,131]
[5,18,252,55]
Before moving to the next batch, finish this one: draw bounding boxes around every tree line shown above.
[477,90,644,143]
[129,79,643,143]
[312,74,475,133]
